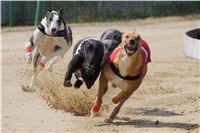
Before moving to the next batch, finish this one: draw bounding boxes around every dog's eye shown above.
[126,35,129,38]
[49,17,53,21]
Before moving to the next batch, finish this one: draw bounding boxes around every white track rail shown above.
[184,28,200,60]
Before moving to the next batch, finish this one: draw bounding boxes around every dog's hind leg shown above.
[29,48,41,90]
[91,73,108,116]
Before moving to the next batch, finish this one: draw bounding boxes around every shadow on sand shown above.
[94,108,199,131]
[125,107,182,116]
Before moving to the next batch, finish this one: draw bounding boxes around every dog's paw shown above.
[90,108,101,117]
[21,84,35,92]
[74,79,83,88]
[63,80,72,87]
[91,103,100,113]
[90,110,99,117]
[90,104,108,117]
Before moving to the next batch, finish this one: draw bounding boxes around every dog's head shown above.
[102,39,119,58]
[121,32,141,56]
[100,29,122,45]
[82,40,104,74]
[45,8,64,36]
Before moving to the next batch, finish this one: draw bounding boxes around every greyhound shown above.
[63,37,105,89]
[91,31,151,123]
[25,8,73,90]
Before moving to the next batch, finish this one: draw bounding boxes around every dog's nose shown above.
[51,28,56,33]
[130,39,135,45]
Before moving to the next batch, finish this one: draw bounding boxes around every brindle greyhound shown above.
[25,8,72,90]
[91,31,151,123]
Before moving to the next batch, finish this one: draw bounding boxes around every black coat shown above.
[64,37,105,89]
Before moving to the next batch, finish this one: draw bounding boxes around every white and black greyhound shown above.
[25,8,73,90]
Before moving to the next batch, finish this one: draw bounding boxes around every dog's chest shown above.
[110,76,128,90]
[118,55,131,76]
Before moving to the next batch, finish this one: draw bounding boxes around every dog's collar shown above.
[110,62,140,80]
[38,20,67,37]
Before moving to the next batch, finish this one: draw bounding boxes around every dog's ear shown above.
[46,8,52,17]
[121,32,128,44]
[113,34,122,44]
[135,33,141,41]
[47,8,52,12]
[58,8,64,17]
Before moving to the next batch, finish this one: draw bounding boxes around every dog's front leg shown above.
[105,90,134,123]
[74,70,84,89]
[91,73,108,116]
[25,30,43,63]
[63,55,83,87]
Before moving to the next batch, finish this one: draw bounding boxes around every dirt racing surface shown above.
[2,15,200,133]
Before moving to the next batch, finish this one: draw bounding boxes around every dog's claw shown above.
[64,80,72,87]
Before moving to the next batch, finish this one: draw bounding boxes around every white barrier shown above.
[184,28,200,60]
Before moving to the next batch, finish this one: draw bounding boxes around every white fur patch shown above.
[119,54,131,77]
[50,15,59,31]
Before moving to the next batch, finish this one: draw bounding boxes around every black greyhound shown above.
[63,37,105,89]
